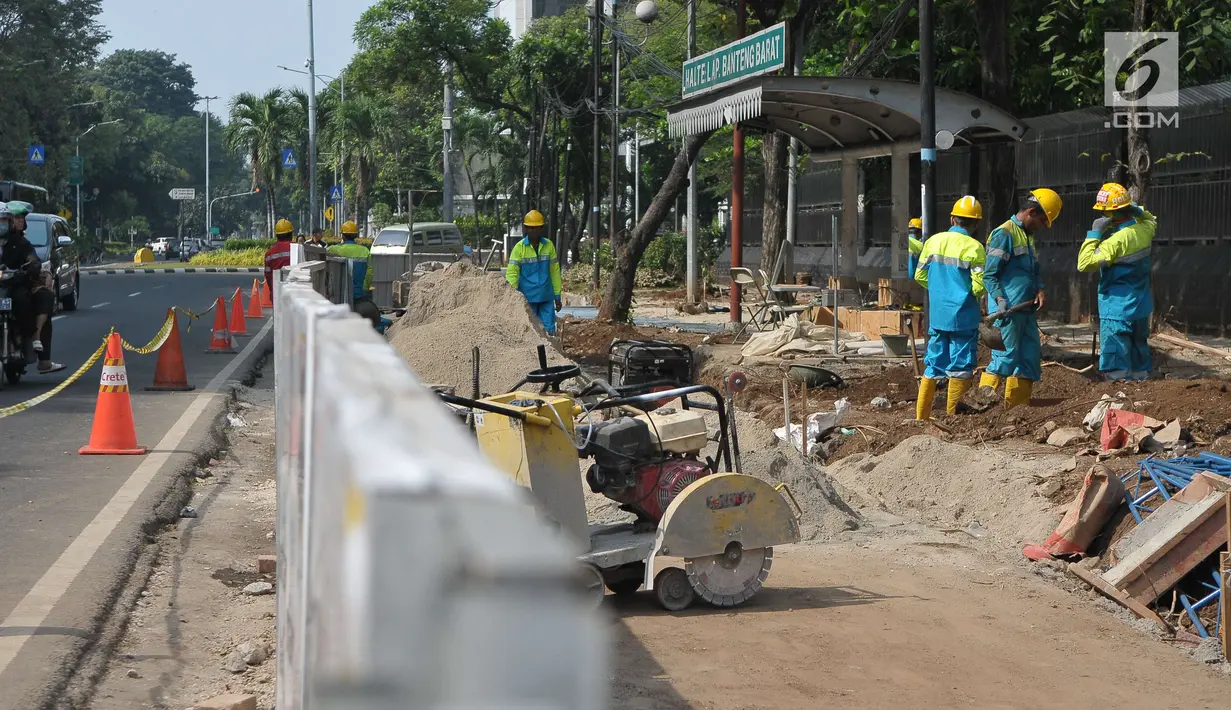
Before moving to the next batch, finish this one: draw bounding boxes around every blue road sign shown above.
[329,185,343,202]
[281,148,298,169]
[27,145,45,165]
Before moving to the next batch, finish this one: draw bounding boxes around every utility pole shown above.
[561,140,572,262]
[919,0,937,242]
[306,0,320,232]
[685,0,698,304]
[609,0,620,265]
[339,72,346,225]
[202,96,219,242]
[548,116,560,245]
[729,0,746,323]
[590,0,603,290]
[442,61,455,223]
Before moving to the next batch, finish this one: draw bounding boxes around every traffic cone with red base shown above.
[229,288,249,336]
[260,280,273,308]
[206,297,237,354]
[146,308,194,391]
[79,333,147,455]
[246,281,264,319]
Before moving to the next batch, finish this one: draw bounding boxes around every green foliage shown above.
[224,238,275,251]
[93,50,198,118]
[189,247,266,267]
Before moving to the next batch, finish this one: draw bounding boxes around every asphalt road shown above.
[0,272,268,708]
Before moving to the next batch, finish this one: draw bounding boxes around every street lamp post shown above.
[207,189,261,239]
[200,96,220,243]
[306,0,320,232]
[279,65,344,227]
[75,119,122,239]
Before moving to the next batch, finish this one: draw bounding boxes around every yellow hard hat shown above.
[523,209,545,227]
[1093,182,1132,212]
[951,195,983,220]
[275,218,293,236]
[908,217,922,230]
[341,220,359,235]
[1028,188,1063,227]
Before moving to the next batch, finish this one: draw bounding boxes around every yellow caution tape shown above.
[118,310,177,355]
[175,300,220,332]
[0,338,108,419]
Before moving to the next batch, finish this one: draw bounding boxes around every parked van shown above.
[370,222,464,257]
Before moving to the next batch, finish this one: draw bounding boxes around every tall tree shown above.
[226,89,295,235]
[94,49,198,118]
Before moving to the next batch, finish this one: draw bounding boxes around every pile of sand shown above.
[826,435,1074,545]
[386,261,570,393]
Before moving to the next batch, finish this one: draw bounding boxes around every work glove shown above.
[1089,216,1112,238]
[995,297,1008,314]
[554,298,562,312]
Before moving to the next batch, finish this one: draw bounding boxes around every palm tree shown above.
[226,88,294,235]
[330,96,383,232]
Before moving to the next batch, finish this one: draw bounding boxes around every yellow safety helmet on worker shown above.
[341,220,359,237]
[1092,182,1133,212]
[275,218,294,237]
[950,195,983,220]
[523,210,546,228]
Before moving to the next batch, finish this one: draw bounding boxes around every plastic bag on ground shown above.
[773,398,851,453]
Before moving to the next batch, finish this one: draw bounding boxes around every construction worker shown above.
[263,218,294,299]
[906,217,923,278]
[506,209,562,335]
[913,196,987,420]
[980,188,1064,408]
[328,220,380,329]
[1077,183,1157,380]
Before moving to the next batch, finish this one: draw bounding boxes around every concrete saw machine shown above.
[436,349,801,611]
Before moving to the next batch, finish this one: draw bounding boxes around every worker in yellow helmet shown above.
[1077,183,1157,381]
[913,196,986,420]
[906,217,924,280]
[979,188,1063,408]
[328,220,380,329]
[263,218,295,297]
[506,209,562,335]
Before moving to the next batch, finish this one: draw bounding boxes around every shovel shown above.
[979,301,1037,350]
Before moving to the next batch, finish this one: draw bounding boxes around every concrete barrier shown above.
[274,264,607,709]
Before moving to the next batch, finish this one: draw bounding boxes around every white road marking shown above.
[128,292,141,297]
[51,315,66,322]
[91,302,110,309]
[0,317,274,674]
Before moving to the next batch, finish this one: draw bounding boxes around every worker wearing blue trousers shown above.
[1077,182,1157,381]
[980,188,1064,409]
[914,196,987,420]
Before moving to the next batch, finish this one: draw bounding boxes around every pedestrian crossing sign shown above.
[329,185,342,202]
[27,145,45,165]
[281,148,297,169]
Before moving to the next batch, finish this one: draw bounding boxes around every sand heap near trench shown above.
[386,261,570,393]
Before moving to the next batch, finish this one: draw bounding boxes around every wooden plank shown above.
[1068,563,1172,633]
[1122,508,1227,603]
[1221,550,1229,660]
[1152,332,1231,361]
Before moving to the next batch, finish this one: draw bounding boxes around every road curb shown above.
[31,331,275,708]
[83,267,263,275]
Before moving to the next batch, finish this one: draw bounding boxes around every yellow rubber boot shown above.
[978,371,1002,391]
[946,377,973,415]
[915,378,938,421]
[1004,377,1033,409]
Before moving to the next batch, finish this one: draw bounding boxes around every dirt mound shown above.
[826,435,1074,545]
[386,261,570,393]
[559,317,707,364]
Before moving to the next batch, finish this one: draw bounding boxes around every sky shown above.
[99,0,367,114]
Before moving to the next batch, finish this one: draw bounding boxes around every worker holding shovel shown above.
[506,210,563,335]
[979,188,1063,408]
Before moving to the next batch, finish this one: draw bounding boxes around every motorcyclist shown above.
[0,203,41,360]
[7,202,63,372]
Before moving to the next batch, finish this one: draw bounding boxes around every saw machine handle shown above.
[436,392,553,427]
[774,483,804,524]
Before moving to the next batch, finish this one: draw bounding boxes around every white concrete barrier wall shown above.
[274,265,607,709]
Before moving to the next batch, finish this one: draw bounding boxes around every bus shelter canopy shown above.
[667,76,1028,160]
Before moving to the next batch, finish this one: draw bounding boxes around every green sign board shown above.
[210,227,221,235]
[68,156,84,186]
[682,22,786,99]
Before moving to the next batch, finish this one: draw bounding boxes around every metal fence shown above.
[274,262,607,709]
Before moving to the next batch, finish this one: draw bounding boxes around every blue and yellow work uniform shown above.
[1078,207,1157,380]
[327,239,373,301]
[506,237,563,335]
[982,216,1042,383]
[914,225,986,419]
[907,234,923,282]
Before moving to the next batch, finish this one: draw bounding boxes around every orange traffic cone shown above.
[206,297,237,354]
[146,308,194,391]
[260,280,274,308]
[79,333,147,455]
[229,288,249,336]
[246,281,264,319]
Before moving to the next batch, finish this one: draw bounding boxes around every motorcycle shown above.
[0,269,36,387]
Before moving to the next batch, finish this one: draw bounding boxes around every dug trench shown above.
[383,268,1231,706]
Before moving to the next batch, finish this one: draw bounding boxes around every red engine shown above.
[599,458,711,523]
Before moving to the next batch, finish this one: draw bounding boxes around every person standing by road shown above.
[979,188,1063,408]
[505,210,562,335]
[263,218,294,302]
[1077,182,1157,381]
[328,220,380,329]
[913,196,987,420]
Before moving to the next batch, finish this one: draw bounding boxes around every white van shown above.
[370,222,464,256]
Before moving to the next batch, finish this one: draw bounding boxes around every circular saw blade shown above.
[684,545,773,607]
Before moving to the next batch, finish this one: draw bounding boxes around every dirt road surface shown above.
[611,535,1229,710]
